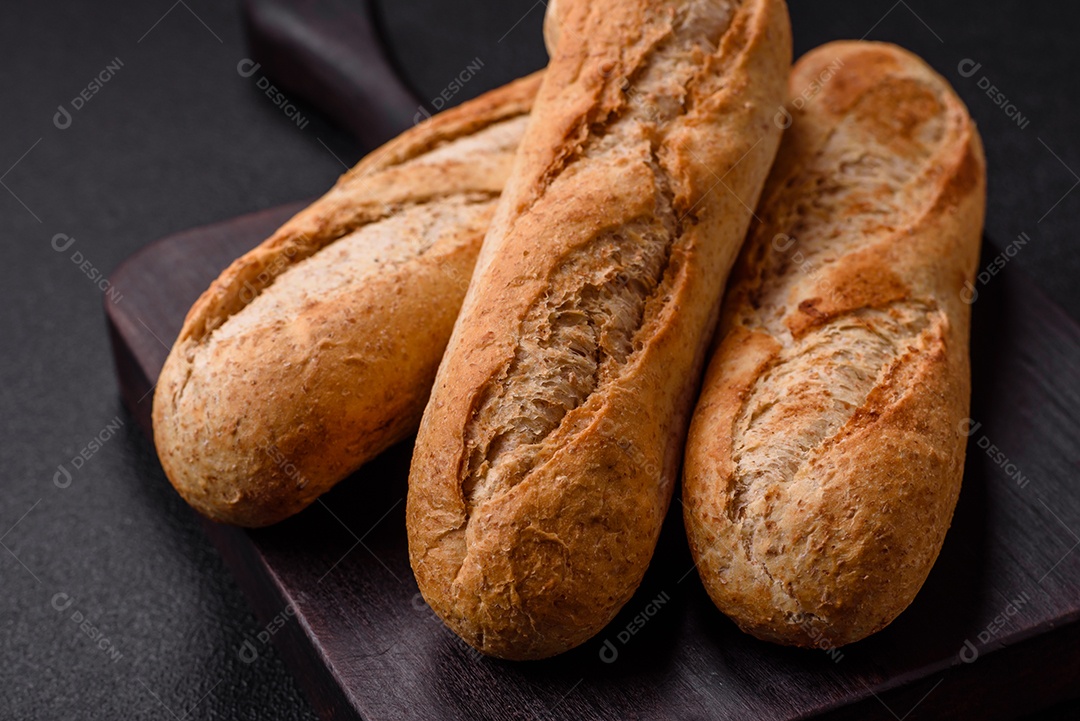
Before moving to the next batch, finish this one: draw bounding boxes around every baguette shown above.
[682,41,986,646]
[407,0,791,660]
[152,73,541,527]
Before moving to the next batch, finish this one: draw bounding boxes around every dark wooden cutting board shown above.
[106,1,1080,719]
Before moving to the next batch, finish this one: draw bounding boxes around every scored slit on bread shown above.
[153,75,541,527]
[683,40,986,647]
[407,0,792,660]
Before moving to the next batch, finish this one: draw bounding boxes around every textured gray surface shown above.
[0,0,1077,719]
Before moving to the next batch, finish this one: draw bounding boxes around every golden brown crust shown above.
[682,41,987,647]
[407,0,791,660]
[151,73,542,527]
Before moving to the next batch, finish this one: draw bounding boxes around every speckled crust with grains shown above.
[407,0,791,660]
[152,73,541,527]
[682,41,986,647]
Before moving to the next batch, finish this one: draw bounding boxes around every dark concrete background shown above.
[1,1,1077,718]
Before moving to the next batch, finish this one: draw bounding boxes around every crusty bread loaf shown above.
[682,41,986,647]
[152,73,541,527]
[407,0,791,660]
